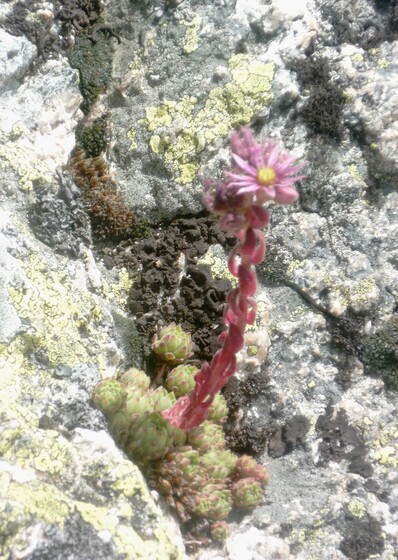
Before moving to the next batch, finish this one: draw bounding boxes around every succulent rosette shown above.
[108,409,131,445]
[234,455,269,487]
[173,446,199,470]
[118,368,150,392]
[231,477,263,510]
[150,386,176,412]
[170,426,187,447]
[165,364,198,397]
[207,393,228,424]
[200,449,238,480]
[171,446,205,486]
[124,391,153,423]
[153,323,193,365]
[194,485,232,521]
[187,421,226,453]
[92,378,127,415]
[126,412,174,462]
[210,521,229,542]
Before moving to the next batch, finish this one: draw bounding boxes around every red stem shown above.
[163,225,265,429]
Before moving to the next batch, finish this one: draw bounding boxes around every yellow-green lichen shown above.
[377,58,390,69]
[291,525,325,551]
[287,259,304,274]
[351,278,377,304]
[0,337,44,430]
[75,501,149,557]
[110,461,151,499]
[198,249,237,286]
[11,430,75,477]
[292,305,306,319]
[7,251,111,371]
[127,128,138,151]
[9,122,25,141]
[146,96,198,132]
[341,90,354,103]
[348,164,366,184]
[351,53,364,63]
[3,480,71,529]
[75,498,182,559]
[347,498,366,518]
[372,426,398,469]
[101,267,133,311]
[144,54,274,184]
[322,273,376,309]
[0,130,53,191]
[247,345,258,357]
[1,470,182,560]
[368,48,379,56]
[180,14,202,54]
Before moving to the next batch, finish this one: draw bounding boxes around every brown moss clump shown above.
[67,148,136,240]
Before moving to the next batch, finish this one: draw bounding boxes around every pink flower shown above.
[164,127,305,430]
[226,127,305,205]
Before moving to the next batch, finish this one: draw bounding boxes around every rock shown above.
[1,0,398,558]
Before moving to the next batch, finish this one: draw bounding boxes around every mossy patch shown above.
[294,57,345,140]
[75,118,107,158]
[68,33,115,114]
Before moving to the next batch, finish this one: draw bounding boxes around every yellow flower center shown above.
[257,167,276,186]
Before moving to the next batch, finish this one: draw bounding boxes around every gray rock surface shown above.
[1,0,397,559]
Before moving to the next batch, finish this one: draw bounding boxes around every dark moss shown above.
[76,119,107,158]
[294,57,345,140]
[320,0,398,49]
[268,415,310,458]
[359,315,398,389]
[315,404,373,477]
[374,0,398,39]
[68,33,114,113]
[128,217,153,240]
[339,513,385,560]
[2,0,104,61]
[257,239,290,286]
[223,372,272,456]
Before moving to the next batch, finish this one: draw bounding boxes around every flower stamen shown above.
[256,167,276,186]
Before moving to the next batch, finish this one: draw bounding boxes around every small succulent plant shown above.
[92,365,270,543]
[118,367,150,392]
[92,378,127,415]
[234,454,270,487]
[166,364,197,397]
[187,421,226,452]
[231,477,264,510]
[126,412,174,462]
[200,449,237,480]
[207,393,228,424]
[194,485,233,521]
[153,323,193,364]
[210,520,229,542]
